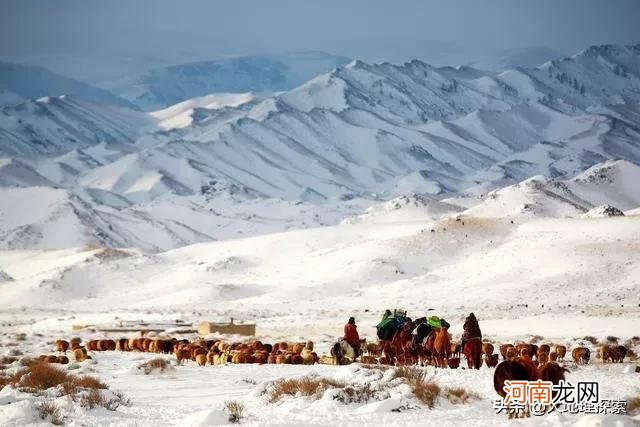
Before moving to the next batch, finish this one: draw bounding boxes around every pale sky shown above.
[1,0,639,81]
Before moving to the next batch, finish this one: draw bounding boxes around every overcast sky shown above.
[2,0,639,80]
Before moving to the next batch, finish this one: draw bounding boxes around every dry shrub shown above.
[225,400,245,423]
[80,389,106,409]
[36,400,64,425]
[443,387,481,404]
[338,383,376,404]
[412,379,441,408]
[582,336,598,345]
[18,363,71,391]
[267,377,345,403]
[628,397,640,416]
[72,375,107,390]
[138,358,170,374]
[393,367,440,408]
[606,336,619,344]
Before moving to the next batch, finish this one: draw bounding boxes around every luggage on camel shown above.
[376,308,407,340]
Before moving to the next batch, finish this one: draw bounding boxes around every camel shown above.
[432,327,451,368]
[493,360,539,419]
[463,338,483,369]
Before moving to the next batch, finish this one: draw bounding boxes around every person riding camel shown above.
[461,312,482,348]
[343,316,361,356]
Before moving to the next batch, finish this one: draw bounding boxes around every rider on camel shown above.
[343,316,361,356]
[461,312,482,347]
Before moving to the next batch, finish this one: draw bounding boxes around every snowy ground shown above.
[2,163,640,425]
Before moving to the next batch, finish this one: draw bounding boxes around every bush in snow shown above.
[36,400,64,425]
[266,377,346,403]
[224,400,245,423]
[4,361,127,411]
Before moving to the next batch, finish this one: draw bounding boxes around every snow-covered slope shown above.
[110,51,351,110]
[0,61,136,109]
[464,160,640,218]
[2,44,640,250]
[0,96,150,157]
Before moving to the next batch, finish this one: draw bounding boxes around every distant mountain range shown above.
[1,44,640,250]
[106,51,351,110]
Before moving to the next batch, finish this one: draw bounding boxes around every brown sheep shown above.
[267,354,277,364]
[254,352,268,364]
[554,345,567,361]
[74,348,89,362]
[572,347,590,365]
[116,338,129,351]
[500,344,515,360]
[57,355,69,364]
[537,351,549,366]
[128,338,138,352]
[174,348,189,364]
[539,344,551,355]
[291,343,305,355]
[70,341,81,351]
[549,351,558,362]
[55,340,69,353]
[483,342,494,357]
[506,347,517,361]
[360,355,378,364]
[45,355,59,363]
[486,354,499,368]
[206,351,217,365]
[447,357,461,369]
[615,345,627,362]
[195,354,207,366]
[365,342,382,357]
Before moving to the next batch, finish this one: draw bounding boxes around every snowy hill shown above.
[0,61,136,109]
[109,51,351,110]
[464,160,640,218]
[2,44,640,250]
[0,96,150,157]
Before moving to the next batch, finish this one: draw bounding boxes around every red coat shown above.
[344,323,360,347]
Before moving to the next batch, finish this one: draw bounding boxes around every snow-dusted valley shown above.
[1,44,640,426]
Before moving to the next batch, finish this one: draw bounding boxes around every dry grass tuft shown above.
[267,377,345,403]
[71,375,107,390]
[443,386,481,404]
[80,389,107,409]
[18,363,71,391]
[628,397,640,416]
[393,367,441,408]
[412,379,441,408]
[36,400,64,425]
[225,400,245,423]
[138,358,170,374]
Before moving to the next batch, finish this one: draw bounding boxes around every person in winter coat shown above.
[344,317,361,355]
[461,312,482,347]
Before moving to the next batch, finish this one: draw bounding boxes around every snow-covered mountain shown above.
[2,43,640,250]
[0,61,137,109]
[109,51,351,111]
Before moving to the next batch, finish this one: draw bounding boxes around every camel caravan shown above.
[39,310,632,372]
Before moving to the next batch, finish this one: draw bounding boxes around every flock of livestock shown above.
[38,336,631,369]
